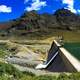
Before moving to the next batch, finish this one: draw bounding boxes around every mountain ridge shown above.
[0,8,80,31]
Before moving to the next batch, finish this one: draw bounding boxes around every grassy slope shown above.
[10,29,80,42]
[0,29,80,59]
[0,62,80,80]
[0,44,10,58]
[0,29,80,42]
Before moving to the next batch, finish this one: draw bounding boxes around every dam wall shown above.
[54,40,80,72]
[36,40,80,72]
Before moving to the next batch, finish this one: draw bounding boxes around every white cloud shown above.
[62,0,77,13]
[25,0,47,11]
[0,5,12,13]
[77,9,80,13]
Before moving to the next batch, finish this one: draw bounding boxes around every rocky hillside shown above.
[0,8,80,32]
[54,8,80,30]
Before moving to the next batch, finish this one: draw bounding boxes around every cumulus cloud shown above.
[25,0,47,11]
[0,5,12,13]
[62,0,77,13]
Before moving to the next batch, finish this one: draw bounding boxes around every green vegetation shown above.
[0,44,10,58]
[0,62,80,80]
[64,43,80,61]
[0,62,23,80]
[57,73,80,80]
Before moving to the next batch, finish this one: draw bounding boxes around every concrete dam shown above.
[36,40,80,72]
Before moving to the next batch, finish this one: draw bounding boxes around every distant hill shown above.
[0,8,80,32]
[0,23,11,30]
[0,21,14,30]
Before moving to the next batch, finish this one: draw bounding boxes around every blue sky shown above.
[0,0,80,22]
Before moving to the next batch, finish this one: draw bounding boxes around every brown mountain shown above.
[0,9,80,32]
[54,8,80,30]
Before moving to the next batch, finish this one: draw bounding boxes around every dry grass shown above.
[0,29,80,60]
